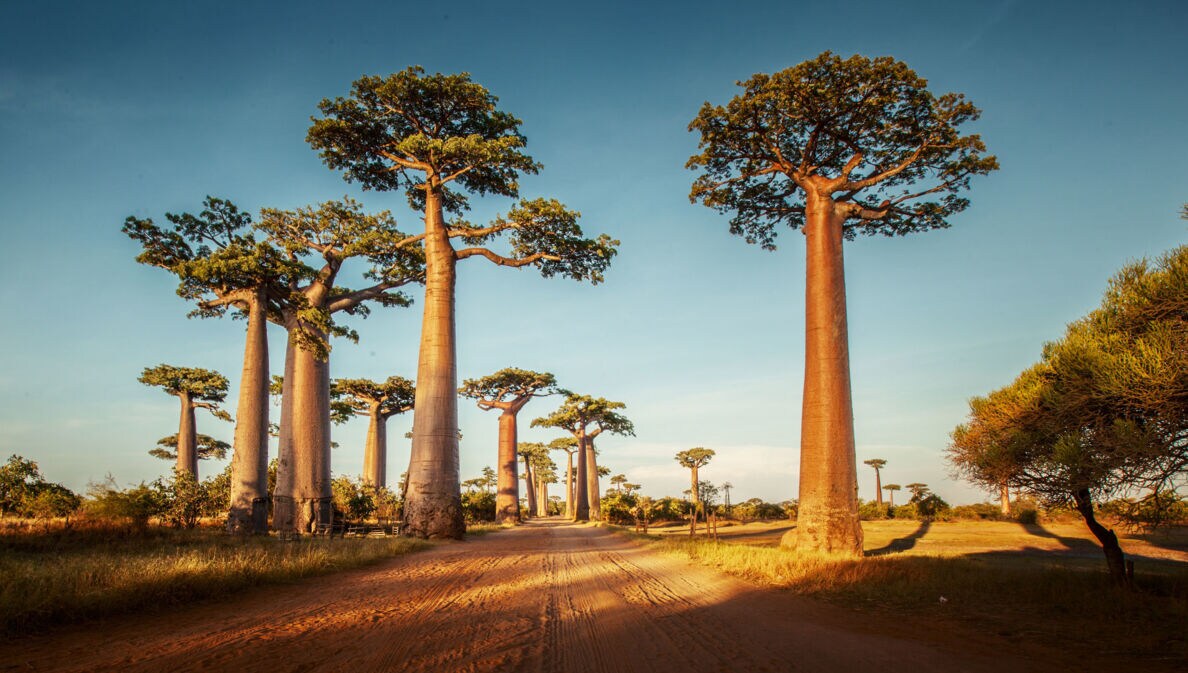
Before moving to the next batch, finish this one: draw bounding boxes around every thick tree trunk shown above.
[495,411,520,524]
[228,293,270,534]
[288,334,332,534]
[874,469,883,507]
[176,392,198,478]
[522,458,537,517]
[586,437,601,521]
[690,465,700,506]
[999,483,1011,516]
[272,336,297,532]
[573,430,590,521]
[403,189,465,539]
[1073,488,1130,586]
[787,195,863,555]
[362,406,387,489]
[538,481,549,517]
[564,451,574,518]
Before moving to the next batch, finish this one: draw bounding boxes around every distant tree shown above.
[517,442,549,517]
[480,467,497,493]
[332,376,416,489]
[532,395,634,521]
[309,67,619,539]
[148,434,230,462]
[863,459,887,506]
[883,483,902,508]
[22,483,81,524]
[675,448,716,518]
[138,365,231,478]
[721,481,733,515]
[459,368,561,523]
[610,474,628,494]
[0,456,45,518]
[689,52,997,554]
[548,437,579,517]
[905,483,930,501]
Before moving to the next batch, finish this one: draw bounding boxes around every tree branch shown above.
[454,248,558,267]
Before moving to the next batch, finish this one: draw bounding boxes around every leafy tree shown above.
[532,394,634,521]
[138,365,231,479]
[331,475,377,521]
[0,455,42,518]
[905,483,930,501]
[85,478,168,530]
[688,52,997,554]
[480,466,497,493]
[883,483,901,507]
[308,67,619,539]
[22,483,81,524]
[459,368,561,523]
[124,197,295,534]
[949,243,1188,585]
[148,434,230,462]
[332,376,416,489]
[863,458,887,506]
[548,437,579,517]
[610,474,628,494]
[675,448,716,518]
[257,198,422,535]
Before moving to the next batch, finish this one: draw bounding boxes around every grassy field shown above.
[0,520,444,634]
[620,519,1188,666]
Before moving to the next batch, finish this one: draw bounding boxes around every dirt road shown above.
[4,521,1070,672]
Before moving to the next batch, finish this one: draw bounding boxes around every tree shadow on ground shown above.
[865,521,931,556]
[1018,523,1102,554]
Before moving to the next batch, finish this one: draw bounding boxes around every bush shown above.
[85,479,168,530]
[949,502,1003,521]
[331,476,376,521]
[21,484,82,523]
[1015,507,1039,525]
[1101,492,1188,531]
[600,492,637,525]
[732,498,786,521]
[461,490,496,523]
[858,500,891,520]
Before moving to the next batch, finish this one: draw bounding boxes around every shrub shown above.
[600,491,637,525]
[858,500,891,520]
[85,479,168,530]
[461,490,496,523]
[732,498,786,521]
[331,476,376,521]
[949,502,1003,521]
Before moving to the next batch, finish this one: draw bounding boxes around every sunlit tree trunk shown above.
[873,467,883,506]
[585,436,601,521]
[1072,488,1129,586]
[564,451,574,518]
[176,392,198,477]
[538,481,549,517]
[788,194,863,555]
[573,428,589,521]
[362,404,387,489]
[495,411,520,523]
[272,336,297,531]
[403,189,465,539]
[289,331,332,534]
[522,455,537,517]
[228,290,270,534]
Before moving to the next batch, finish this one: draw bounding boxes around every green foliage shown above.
[948,503,1005,521]
[600,491,637,525]
[459,368,561,409]
[0,455,43,518]
[331,476,377,521]
[160,470,211,529]
[1102,492,1188,531]
[21,483,82,521]
[461,490,497,523]
[332,376,416,420]
[675,447,715,471]
[138,364,229,406]
[85,479,167,530]
[531,394,635,438]
[148,434,230,461]
[732,497,786,521]
[687,51,998,248]
[858,500,891,520]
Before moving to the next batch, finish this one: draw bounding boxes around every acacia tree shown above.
[308,67,619,539]
[124,197,295,534]
[257,199,423,534]
[548,437,579,517]
[883,483,901,507]
[675,448,715,519]
[688,52,997,554]
[138,365,231,478]
[863,458,887,506]
[332,376,416,489]
[532,395,633,522]
[459,368,561,523]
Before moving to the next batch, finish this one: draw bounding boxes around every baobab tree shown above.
[517,442,548,517]
[459,368,561,523]
[332,376,416,488]
[149,434,229,462]
[124,197,294,534]
[610,474,628,494]
[256,199,423,534]
[308,67,619,539]
[864,458,887,506]
[675,448,715,520]
[138,365,231,478]
[688,52,997,554]
[532,395,634,521]
[905,483,930,501]
[722,481,733,515]
[548,437,579,517]
[884,483,901,507]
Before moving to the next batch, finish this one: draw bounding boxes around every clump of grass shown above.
[0,525,428,634]
[617,528,1188,664]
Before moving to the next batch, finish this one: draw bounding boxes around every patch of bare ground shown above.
[2,519,1158,672]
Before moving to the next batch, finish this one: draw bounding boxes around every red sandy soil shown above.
[0,521,1128,672]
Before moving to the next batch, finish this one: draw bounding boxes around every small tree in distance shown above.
[863,459,887,506]
[138,365,231,479]
[332,376,416,489]
[688,52,997,555]
[675,448,715,520]
[149,434,229,463]
[883,483,901,507]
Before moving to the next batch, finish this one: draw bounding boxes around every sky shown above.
[1,0,1185,506]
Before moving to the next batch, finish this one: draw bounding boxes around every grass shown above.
[0,519,444,634]
[615,520,1188,666]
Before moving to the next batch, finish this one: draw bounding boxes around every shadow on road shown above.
[865,521,931,556]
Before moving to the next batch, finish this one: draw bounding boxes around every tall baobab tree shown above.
[138,365,231,478]
[863,458,887,506]
[518,442,548,517]
[884,483,901,507]
[332,376,416,488]
[256,199,423,534]
[124,197,295,534]
[548,437,579,517]
[675,448,715,520]
[688,52,997,554]
[532,394,634,522]
[459,368,561,524]
[722,481,733,515]
[308,67,619,539]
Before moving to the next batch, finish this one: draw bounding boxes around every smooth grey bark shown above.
[585,435,601,521]
[272,336,298,532]
[362,404,389,489]
[496,411,520,523]
[177,392,198,478]
[227,290,270,534]
[573,428,590,521]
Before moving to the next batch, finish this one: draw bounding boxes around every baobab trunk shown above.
[288,335,332,534]
[495,411,520,523]
[874,468,883,507]
[573,430,590,521]
[538,481,549,517]
[585,437,601,521]
[787,194,863,555]
[272,337,297,532]
[176,392,198,478]
[689,465,700,522]
[227,291,270,534]
[522,458,537,517]
[999,483,1011,516]
[564,451,574,518]
[403,190,465,539]
[362,405,387,489]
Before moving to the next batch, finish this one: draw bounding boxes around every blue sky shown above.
[1,0,1185,505]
